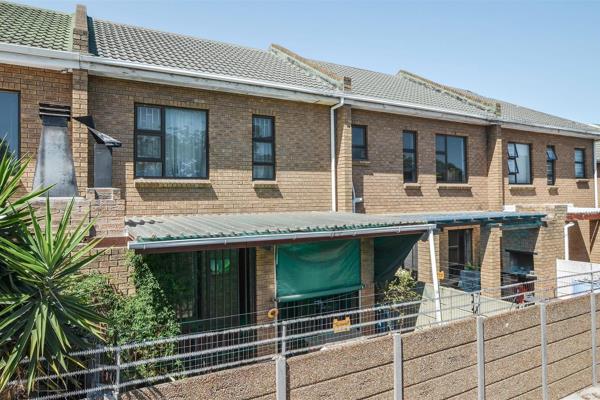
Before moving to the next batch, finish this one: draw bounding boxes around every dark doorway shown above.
[448,229,473,280]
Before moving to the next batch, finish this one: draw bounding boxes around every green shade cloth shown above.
[276,239,362,302]
[374,234,423,283]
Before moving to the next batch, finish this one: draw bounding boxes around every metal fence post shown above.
[281,323,287,355]
[276,356,287,400]
[114,348,121,400]
[540,302,549,400]
[592,290,597,386]
[393,333,403,400]
[476,316,485,400]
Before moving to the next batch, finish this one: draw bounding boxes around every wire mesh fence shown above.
[7,269,599,400]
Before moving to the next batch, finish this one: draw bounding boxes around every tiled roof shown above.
[442,84,600,133]
[312,60,494,117]
[313,60,600,133]
[0,1,597,134]
[89,19,335,91]
[0,1,73,51]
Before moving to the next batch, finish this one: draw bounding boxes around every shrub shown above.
[383,269,420,304]
[73,253,181,379]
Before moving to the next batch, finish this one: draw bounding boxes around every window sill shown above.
[253,180,278,188]
[134,178,212,188]
[352,160,370,166]
[436,183,471,190]
[403,183,421,190]
[508,184,535,190]
[576,179,590,183]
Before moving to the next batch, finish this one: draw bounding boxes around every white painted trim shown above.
[344,96,490,126]
[564,222,575,260]
[500,121,600,140]
[128,223,436,251]
[428,229,442,322]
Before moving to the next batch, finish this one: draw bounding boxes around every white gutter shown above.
[344,95,489,126]
[564,222,575,260]
[500,121,600,140]
[2,42,600,139]
[128,223,436,251]
[330,97,344,211]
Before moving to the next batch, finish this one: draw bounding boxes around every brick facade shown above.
[350,109,489,214]
[503,128,595,208]
[2,57,597,323]
[88,76,333,216]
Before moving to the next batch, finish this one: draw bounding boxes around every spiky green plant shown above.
[0,151,106,393]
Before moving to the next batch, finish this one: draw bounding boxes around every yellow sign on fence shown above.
[437,270,445,280]
[333,316,351,333]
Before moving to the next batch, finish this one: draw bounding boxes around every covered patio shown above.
[125,210,547,329]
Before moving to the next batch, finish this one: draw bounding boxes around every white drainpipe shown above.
[564,222,575,260]
[330,97,345,212]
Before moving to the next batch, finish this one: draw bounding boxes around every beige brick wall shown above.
[122,293,599,400]
[0,64,72,190]
[88,76,333,216]
[480,224,502,294]
[503,128,595,208]
[350,109,490,214]
[82,247,132,294]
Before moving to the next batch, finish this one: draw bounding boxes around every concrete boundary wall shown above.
[122,294,599,400]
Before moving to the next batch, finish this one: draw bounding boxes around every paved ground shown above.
[562,387,600,399]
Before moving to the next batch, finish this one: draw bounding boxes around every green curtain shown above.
[374,234,423,283]
[276,239,362,302]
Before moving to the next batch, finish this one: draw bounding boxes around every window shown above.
[252,115,275,180]
[0,91,19,157]
[135,105,208,178]
[507,142,531,184]
[436,134,467,183]
[403,131,417,182]
[574,148,586,178]
[352,125,367,160]
[448,229,472,279]
[546,146,557,185]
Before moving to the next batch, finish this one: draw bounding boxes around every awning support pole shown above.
[428,229,442,322]
[564,222,575,260]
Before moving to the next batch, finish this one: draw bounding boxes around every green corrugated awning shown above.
[276,239,362,302]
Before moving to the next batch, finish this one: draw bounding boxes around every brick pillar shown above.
[480,224,502,297]
[360,238,375,334]
[417,233,439,284]
[336,104,353,212]
[533,206,567,299]
[255,246,277,355]
[589,220,600,263]
[486,124,504,210]
[71,70,89,195]
[71,4,90,195]
[514,204,567,299]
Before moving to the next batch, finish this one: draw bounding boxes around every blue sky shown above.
[18,0,600,124]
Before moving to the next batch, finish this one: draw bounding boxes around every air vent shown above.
[39,103,71,119]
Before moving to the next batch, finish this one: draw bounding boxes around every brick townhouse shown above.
[1,1,599,330]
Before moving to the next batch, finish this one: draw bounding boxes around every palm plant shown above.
[0,151,106,393]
